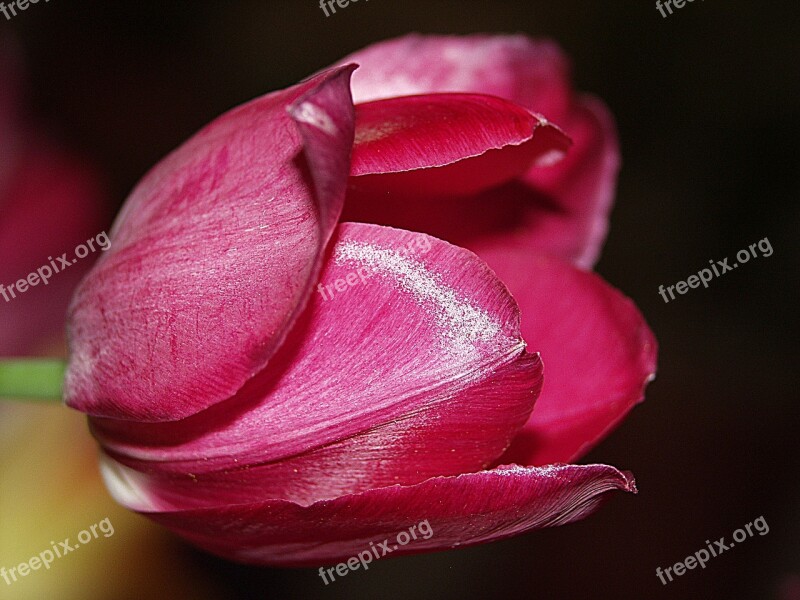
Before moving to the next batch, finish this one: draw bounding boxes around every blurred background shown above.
[1,1,798,599]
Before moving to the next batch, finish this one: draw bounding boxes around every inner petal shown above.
[350,93,569,198]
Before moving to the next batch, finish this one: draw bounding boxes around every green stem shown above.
[0,359,66,402]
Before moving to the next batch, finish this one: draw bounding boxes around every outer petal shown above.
[101,459,635,567]
[101,350,539,508]
[65,65,357,422]
[91,223,541,505]
[491,254,657,466]
[337,34,619,269]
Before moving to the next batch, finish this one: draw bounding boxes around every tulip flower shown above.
[3,34,657,567]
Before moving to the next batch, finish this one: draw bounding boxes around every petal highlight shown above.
[338,34,571,120]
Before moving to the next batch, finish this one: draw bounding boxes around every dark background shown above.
[5,1,799,598]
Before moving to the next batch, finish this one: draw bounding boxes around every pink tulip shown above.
[65,35,657,567]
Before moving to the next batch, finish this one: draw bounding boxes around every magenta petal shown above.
[351,93,569,197]
[491,254,657,466]
[91,224,539,500]
[517,96,620,268]
[65,65,357,422]
[101,459,635,566]
[337,34,572,119]
[99,349,541,508]
[336,34,620,269]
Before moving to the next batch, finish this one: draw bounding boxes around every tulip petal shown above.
[100,349,541,508]
[100,348,540,508]
[65,65,357,422]
[487,254,657,466]
[101,458,635,566]
[350,93,569,197]
[338,34,571,118]
[336,34,619,269]
[90,223,541,504]
[515,96,620,268]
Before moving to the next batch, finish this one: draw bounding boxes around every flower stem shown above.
[0,359,66,402]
